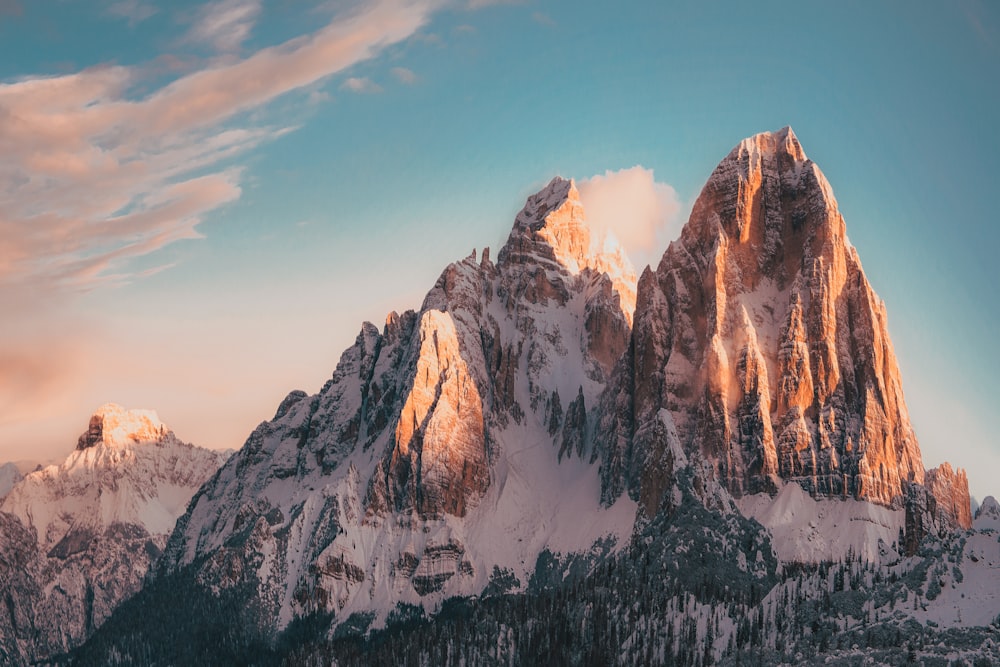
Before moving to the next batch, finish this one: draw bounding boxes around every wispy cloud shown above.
[531,11,555,27]
[341,76,383,93]
[391,66,417,84]
[187,0,262,53]
[106,0,158,27]
[0,0,435,298]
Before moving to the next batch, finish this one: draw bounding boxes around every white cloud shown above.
[391,66,417,84]
[577,166,682,270]
[188,0,262,52]
[340,76,383,93]
[107,0,157,26]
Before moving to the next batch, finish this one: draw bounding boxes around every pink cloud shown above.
[188,0,261,52]
[0,0,435,295]
[577,166,682,271]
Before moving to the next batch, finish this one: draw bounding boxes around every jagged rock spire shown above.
[608,127,950,515]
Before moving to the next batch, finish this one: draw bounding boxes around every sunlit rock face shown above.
[926,463,973,530]
[0,406,227,663]
[160,176,639,629]
[601,127,958,516]
[76,402,168,450]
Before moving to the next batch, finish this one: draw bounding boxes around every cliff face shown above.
[0,405,227,664]
[926,463,973,530]
[158,177,639,630]
[601,128,951,517]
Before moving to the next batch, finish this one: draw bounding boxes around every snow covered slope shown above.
[0,404,228,664]
[737,482,905,563]
[157,178,640,631]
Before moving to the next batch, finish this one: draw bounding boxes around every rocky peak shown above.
[497,176,637,322]
[974,495,1000,531]
[607,127,938,515]
[76,403,169,450]
[925,463,973,529]
[499,177,587,272]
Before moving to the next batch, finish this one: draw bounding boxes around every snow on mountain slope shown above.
[1,403,230,548]
[157,177,640,631]
[0,404,229,664]
[737,482,904,563]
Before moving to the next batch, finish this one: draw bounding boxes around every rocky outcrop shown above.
[926,463,973,529]
[0,406,226,664]
[76,403,168,450]
[600,127,965,521]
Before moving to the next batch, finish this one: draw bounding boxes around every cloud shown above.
[391,66,417,84]
[107,0,157,26]
[531,11,555,27]
[187,0,262,52]
[577,166,682,270]
[340,76,383,93]
[0,0,434,298]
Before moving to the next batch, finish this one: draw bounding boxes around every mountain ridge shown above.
[0,404,228,663]
[64,128,993,665]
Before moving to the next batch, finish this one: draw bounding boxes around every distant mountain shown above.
[72,130,997,665]
[0,404,228,664]
[0,462,21,498]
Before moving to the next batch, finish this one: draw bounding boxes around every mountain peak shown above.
[733,126,806,164]
[76,403,169,450]
[496,176,636,320]
[498,176,590,272]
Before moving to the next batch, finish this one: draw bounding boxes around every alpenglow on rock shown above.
[155,175,640,634]
[0,404,228,664]
[599,127,966,519]
[74,130,982,666]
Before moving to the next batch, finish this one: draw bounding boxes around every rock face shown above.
[75,403,168,450]
[600,127,959,518]
[0,404,227,664]
[157,177,639,633]
[926,463,973,530]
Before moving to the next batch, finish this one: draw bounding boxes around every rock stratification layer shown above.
[602,127,945,515]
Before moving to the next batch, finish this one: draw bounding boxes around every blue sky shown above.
[1,0,997,500]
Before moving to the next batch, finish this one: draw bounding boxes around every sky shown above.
[1,0,998,501]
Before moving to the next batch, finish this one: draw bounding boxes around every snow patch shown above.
[737,482,904,563]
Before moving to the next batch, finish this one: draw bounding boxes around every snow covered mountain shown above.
[154,177,641,631]
[0,404,228,664]
[72,129,996,665]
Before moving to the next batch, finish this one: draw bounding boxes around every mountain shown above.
[148,177,641,633]
[72,129,996,665]
[0,404,228,664]
[0,462,21,498]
